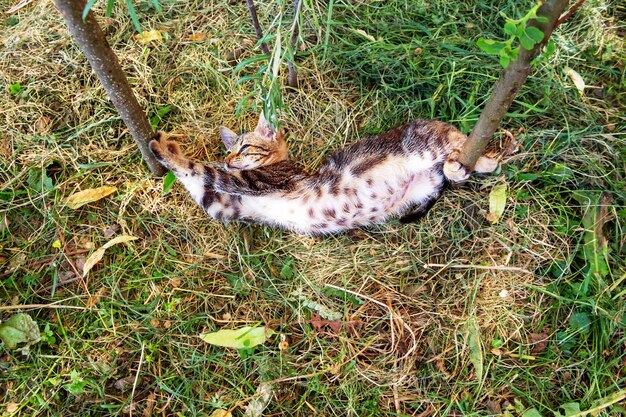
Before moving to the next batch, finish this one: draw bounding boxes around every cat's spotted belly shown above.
[239,172,440,234]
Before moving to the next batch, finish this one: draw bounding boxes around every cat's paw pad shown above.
[443,156,470,182]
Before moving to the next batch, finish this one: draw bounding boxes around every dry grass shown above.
[1,0,625,416]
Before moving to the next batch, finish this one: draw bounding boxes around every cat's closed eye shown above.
[239,144,252,153]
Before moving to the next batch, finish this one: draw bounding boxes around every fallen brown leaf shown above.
[529,332,549,355]
[103,224,120,238]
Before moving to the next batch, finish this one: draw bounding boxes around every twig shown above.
[0,303,87,311]
[246,0,270,55]
[0,249,90,280]
[555,0,585,27]
[129,342,146,417]
[287,0,301,89]
[424,263,532,274]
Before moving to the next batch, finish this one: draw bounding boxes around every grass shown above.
[1,0,625,416]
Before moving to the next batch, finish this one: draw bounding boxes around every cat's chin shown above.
[225,162,247,171]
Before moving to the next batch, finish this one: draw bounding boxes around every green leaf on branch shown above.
[234,54,271,75]
[0,313,41,350]
[499,53,511,68]
[477,38,508,55]
[503,21,518,36]
[526,26,545,43]
[478,1,552,67]
[519,32,536,50]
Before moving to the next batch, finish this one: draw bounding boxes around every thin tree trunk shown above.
[287,0,301,89]
[459,0,570,170]
[247,0,271,55]
[54,0,166,176]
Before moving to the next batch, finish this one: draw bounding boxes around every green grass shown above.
[1,0,625,416]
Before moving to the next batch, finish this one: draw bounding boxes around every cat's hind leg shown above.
[443,150,471,183]
[473,131,519,174]
[399,195,440,223]
[400,179,447,223]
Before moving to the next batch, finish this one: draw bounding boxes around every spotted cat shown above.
[149,113,500,234]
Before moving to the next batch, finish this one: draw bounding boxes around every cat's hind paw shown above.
[443,151,471,183]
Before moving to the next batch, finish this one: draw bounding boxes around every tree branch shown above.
[247,0,270,55]
[287,0,301,89]
[54,0,166,176]
[459,0,570,170]
[555,0,585,27]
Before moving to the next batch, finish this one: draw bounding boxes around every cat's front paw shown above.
[443,151,470,183]
[149,131,182,161]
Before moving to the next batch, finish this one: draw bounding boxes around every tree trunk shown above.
[287,0,301,89]
[54,0,167,176]
[459,0,570,170]
[247,0,270,55]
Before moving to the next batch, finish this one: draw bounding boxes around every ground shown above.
[0,0,625,416]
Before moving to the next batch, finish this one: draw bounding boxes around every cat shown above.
[148,113,501,235]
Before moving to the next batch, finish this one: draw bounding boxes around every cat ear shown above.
[220,127,239,150]
[255,112,276,140]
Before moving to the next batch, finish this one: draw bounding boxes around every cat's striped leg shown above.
[149,132,213,205]
[149,132,245,222]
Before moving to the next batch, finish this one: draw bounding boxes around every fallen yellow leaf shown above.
[564,67,585,95]
[486,183,507,223]
[64,186,117,209]
[353,28,376,42]
[83,235,138,277]
[189,32,206,42]
[135,30,164,44]
[209,409,232,417]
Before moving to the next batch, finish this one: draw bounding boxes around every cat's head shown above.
[220,113,288,170]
